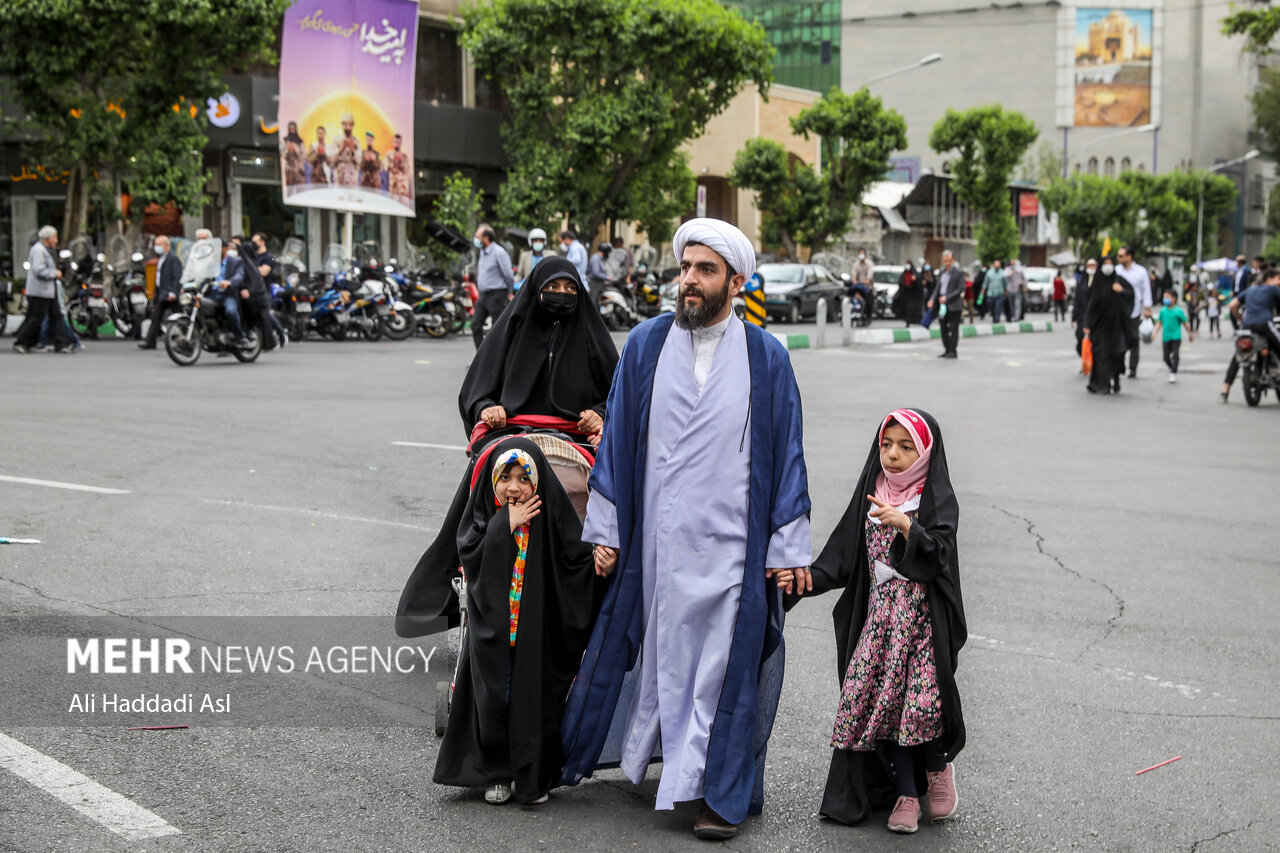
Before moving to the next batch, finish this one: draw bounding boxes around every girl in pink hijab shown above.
[782,409,967,835]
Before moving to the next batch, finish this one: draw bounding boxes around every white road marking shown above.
[0,732,180,841]
[199,498,433,532]
[0,475,130,495]
[391,441,467,452]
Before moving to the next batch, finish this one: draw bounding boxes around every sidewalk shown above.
[771,320,1055,350]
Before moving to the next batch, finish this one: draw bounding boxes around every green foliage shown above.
[431,172,484,266]
[729,86,907,256]
[1222,5,1280,53]
[1040,171,1237,259]
[460,0,772,243]
[929,105,1039,263]
[0,0,289,239]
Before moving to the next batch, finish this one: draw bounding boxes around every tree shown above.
[1018,140,1063,187]
[430,172,484,267]
[1222,5,1280,53]
[929,106,1039,263]
[729,87,907,257]
[1249,66,1280,162]
[1040,171,1237,260]
[0,0,289,243]
[460,0,771,245]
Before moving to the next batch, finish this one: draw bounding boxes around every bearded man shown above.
[559,218,812,841]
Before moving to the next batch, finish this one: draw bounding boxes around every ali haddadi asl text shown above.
[68,692,231,714]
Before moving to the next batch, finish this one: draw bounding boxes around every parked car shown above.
[759,263,844,323]
[872,264,904,318]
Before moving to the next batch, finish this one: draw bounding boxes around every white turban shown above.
[672,218,756,281]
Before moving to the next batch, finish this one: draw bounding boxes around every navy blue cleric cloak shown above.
[558,312,811,825]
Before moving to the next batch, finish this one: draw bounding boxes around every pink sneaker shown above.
[887,795,921,833]
[926,763,958,821]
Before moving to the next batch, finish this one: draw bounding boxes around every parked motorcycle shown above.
[597,278,641,330]
[0,269,13,336]
[1235,328,1280,407]
[164,279,263,366]
[401,274,458,338]
[109,252,149,338]
[63,251,111,339]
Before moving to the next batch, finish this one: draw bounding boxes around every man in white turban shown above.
[559,218,812,840]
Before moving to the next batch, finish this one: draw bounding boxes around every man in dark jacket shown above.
[252,232,287,348]
[233,236,275,350]
[928,250,966,358]
[139,235,184,349]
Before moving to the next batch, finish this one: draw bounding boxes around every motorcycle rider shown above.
[233,235,275,350]
[850,249,874,312]
[1220,266,1280,403]
[516,227,551,284]
[139,235,184,350]
[251,232,288,349]
[210,240,249,347]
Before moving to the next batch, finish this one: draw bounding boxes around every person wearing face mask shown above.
[1083,256,1137,395]
[210,240,249,346]
[139,235,184,350]
[516,227,551,286]
[458,256,619,440]
[850,250,874,312]
[1072,259,1097,358]
[472,224,515,350]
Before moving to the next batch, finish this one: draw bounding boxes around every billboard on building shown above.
[1073,8,1153,127]
[277,0,419,216]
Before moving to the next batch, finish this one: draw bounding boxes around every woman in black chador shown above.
[396,257,618,640]
[458,256,618,438]
[1084,256,1137,395]
[781,409,966,833]
[432,438,600,804]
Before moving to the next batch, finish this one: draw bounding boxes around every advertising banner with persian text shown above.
[278,0,418,216]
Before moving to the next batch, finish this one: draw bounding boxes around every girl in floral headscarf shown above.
[782,409,967,835]
[433,438,600,807]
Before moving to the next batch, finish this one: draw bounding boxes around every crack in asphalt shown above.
[995,507,1125,661]
[1188,819,1258,852]
[1066,701,1280,722]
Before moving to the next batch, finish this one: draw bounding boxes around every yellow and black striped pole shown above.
[744,271,766,327]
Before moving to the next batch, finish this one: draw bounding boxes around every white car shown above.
[1020,266,1073,312]
[872,265,904,318]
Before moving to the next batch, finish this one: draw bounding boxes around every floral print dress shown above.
[831,512,943,750]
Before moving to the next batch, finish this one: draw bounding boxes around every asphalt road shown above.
[1,322,1276,853]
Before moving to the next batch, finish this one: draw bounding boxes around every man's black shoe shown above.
[137,343,156,350]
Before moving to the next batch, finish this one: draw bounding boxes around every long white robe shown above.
[582,315,810,809]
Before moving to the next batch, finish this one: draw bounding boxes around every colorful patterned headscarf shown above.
[491,448,539,505]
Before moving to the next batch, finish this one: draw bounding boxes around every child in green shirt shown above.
[1151,289,1194,384]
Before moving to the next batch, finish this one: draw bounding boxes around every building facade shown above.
[842,0,1274,259]
[727,0,842,93]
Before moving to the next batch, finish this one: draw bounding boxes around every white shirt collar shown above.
[692,312,733,342]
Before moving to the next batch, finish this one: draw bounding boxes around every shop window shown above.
[415,22,463,106]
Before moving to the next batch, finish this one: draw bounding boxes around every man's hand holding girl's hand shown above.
[767,567,813,595]
[593,545,618,577]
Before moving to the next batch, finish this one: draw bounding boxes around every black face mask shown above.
[540,291,578,315]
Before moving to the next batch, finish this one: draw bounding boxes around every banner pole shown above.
[343,211,354,262]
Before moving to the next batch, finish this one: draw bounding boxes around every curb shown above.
[772,321,1054,350]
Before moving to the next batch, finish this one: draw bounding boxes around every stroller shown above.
[433,415,597,736]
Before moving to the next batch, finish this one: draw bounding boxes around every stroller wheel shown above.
[434,680,450,736]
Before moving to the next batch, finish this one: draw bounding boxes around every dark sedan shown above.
[759,263,844,323]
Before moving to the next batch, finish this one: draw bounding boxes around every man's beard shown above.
[675,276,731,330]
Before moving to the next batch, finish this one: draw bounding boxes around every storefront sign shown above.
[207,93,241,129]
[277,0,419,217]
[1019,193,1040,218]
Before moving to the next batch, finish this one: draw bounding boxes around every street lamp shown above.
[1196,149,1260,268]
[1063,123,1157,179]
[858,53,942,88]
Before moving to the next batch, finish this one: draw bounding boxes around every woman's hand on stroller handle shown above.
[480,405,508,428]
